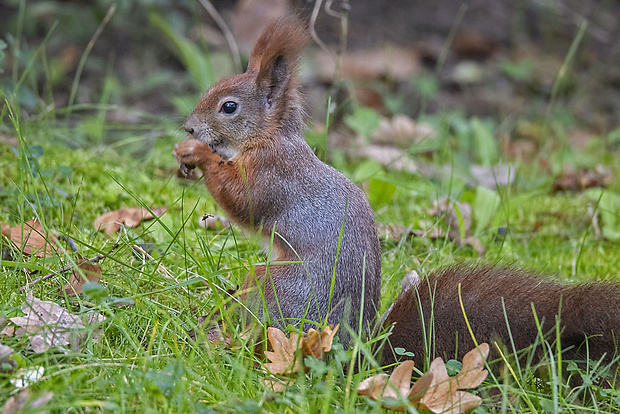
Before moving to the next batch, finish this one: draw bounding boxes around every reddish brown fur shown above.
[247,18,307,75]
[383,265,620,365]
[174,139,291,257]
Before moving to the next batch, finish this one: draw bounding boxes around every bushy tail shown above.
[382,265,620,365]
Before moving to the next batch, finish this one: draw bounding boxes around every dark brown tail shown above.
[382,265,620,366]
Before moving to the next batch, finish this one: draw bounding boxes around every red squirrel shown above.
[174,17,620,362]
[173,18,381,341]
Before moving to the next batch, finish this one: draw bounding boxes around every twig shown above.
[131,244,178,283]
[59,235,79,252]
[197,0,242,73]
[309,0,332,57]
[19,243,119,293]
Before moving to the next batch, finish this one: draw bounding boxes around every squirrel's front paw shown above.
[173,138,208,177]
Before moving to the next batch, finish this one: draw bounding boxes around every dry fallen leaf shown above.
[407,370,435,406]
[264,327,304,375]
[94,207,166,235]
[3,219,61,258]
[358,344,489,413]
[421,343,489,414]
[59,256,102,297]
[427,198,486,256]
[188,315,233,347]
[1,325,15,337]
[0,131,19,147]
[552,166,612,193]
[313,47,420,82]
[384,360,416,400]
[264,325,339,379]
[358,373,390,400]
[9,293,105,353]
[361,145,418,174]
[1,223,10,238]
[452,29,498,59]
[1,387,53,413]
[453,343,489,388]
[377,223,413,243]
[303,324,339,359]
[262,376,293,392]
[232,0,291,53]
[469,165,515,189]
[377,223,451,244]
[358,360,434,411]
[371,115,437,147]
[428,198,472,237]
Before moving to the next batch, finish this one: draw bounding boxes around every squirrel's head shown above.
[184,17,307,160]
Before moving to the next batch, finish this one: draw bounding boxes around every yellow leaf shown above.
[304,324,339,358]
[304,328,323,359]
[320,324,339,352]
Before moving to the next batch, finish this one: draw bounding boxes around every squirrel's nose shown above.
[184,114,198,136]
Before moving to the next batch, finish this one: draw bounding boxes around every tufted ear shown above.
[246,17,307,109]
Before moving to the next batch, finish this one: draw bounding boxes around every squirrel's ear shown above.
[247,17,307,108]
[257,54,290,108]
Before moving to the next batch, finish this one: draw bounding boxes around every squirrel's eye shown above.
[220,101,238,114]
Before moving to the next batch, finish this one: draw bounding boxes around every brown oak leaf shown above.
[420,343,489,414]
[358,360,435,411]
[1,223,10,238]
[358,343,488,413]
[264,325,339,377]
[264,327,304,375]
[1,387,53,414]
[303,324,339,359]
[552,166,612,193]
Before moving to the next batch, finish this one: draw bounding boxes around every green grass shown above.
[2,101,620,412]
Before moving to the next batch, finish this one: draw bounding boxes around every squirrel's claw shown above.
[178,162,196,177]
[173,140,201,178]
